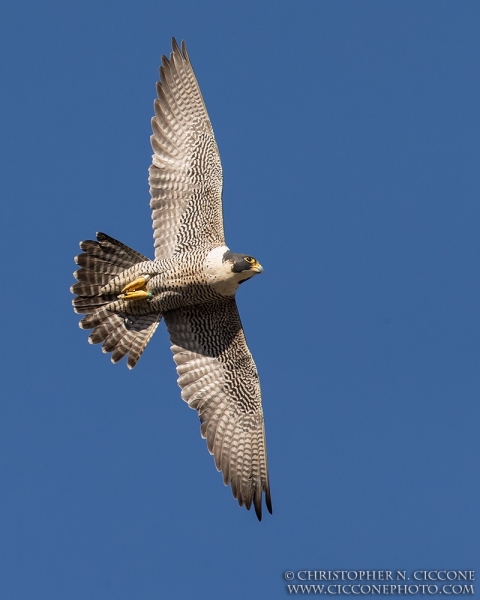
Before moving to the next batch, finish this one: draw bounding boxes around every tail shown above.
[71,232,161,369]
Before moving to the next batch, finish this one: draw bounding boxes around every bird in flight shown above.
[71,39,272,520]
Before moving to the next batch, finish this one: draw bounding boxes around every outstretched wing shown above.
[164,300,272,520]
[150,39,224,260]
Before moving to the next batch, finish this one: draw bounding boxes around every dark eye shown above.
[244,256,255,264]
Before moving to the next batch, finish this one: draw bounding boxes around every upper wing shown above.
[164,299,272,520]
[149,39,224,260]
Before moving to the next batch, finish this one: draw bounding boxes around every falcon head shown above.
[224,251,263,280]
[204,246,263,296]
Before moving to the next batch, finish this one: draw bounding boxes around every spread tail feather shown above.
[87,311,160,369]
[71,232,161,368]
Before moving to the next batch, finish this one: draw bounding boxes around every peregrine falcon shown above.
[71,39,272,520]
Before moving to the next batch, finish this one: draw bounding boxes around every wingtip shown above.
[266,488,273,515]
[254,490,272,521]
[170,37,188,62]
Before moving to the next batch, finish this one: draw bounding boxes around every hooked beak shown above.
[252,262,263,274]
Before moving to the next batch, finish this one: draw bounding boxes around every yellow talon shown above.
[118,274,152,301]
[121,276,150,294]
[118,290,153,301]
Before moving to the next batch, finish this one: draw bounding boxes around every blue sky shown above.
[1,1,479,598]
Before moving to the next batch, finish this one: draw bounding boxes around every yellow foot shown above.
[118,275,152,301]
[118,290,153,301]
[120,275,150,294]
